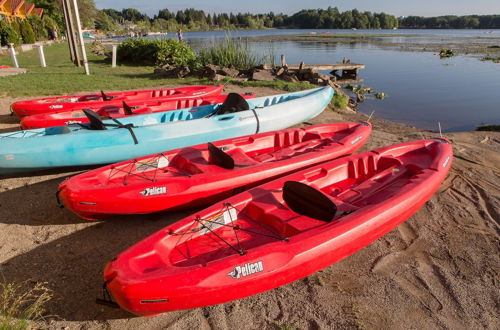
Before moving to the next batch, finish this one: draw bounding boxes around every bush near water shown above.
[117,38,197,67]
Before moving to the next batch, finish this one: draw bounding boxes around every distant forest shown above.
[24,2,500,33]
[399,15,500,29]
[98,7,400,32]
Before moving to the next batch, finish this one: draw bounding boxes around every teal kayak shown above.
[0,87,334,174]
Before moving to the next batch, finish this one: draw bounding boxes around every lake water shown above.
[153,29,500,132]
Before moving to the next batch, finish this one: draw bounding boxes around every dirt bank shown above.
[0,86,498,329]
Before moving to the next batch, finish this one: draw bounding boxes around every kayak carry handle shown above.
[55,190,64,208]
[96,298,120,308]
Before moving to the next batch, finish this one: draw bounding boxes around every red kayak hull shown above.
[20,93,256,129]
[58,122,372,220]
[103,138,452,316]
[11,85,224,117]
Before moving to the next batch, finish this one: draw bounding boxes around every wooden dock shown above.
[287,63,365,71]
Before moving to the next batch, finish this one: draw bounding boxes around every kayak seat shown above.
[214,93,250,116]
[253,139,324,162]
[228,148,260,167]
[208,143,260,169]
[243,196,323,237]
[283,181,338,222]
[82,109,106,130]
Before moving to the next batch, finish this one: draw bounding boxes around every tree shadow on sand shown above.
[0,176,89,225]
[0,209,195,321]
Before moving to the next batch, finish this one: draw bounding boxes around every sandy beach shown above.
[0,85,498,329]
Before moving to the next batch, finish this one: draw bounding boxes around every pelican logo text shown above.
[65,120,82,125]
[140,186,167,197]
[227,261,264,279]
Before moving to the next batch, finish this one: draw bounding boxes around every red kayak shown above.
[11,85,224,117]
[0,65,10,69]
[102,138,452,316]
[58,122,372,220]
[20,93,257,129]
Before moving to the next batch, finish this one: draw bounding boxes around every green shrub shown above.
[42,16,58,40]
[198,36,273,69]
[20,20,36,44]
[331,92,349,109]
[117,38,197,68]
[28,16,48,41]
[0,21,21,46]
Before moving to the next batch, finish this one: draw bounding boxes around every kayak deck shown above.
[140,147,432,271]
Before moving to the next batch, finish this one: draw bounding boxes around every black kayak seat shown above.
[208,142,234,169]
[82,109,107,130]
[282,181,338,222]
[122,101,134,115]
[101,90,114,101]
[215,93,250,115]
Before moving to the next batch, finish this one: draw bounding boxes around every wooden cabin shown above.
[0,0,43,23]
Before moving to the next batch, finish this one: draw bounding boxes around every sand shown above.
[0,86,498,329]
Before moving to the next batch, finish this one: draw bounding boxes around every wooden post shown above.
[61,0,75,63]
[8,44,19,68]
[62,0,80,66]
[37,45,47,67]
[111,44,117,68]
[280,55,287,67]
[72,0,90,75]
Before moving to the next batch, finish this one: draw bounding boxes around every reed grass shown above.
[0,280,52,329]
[198,35,275,69]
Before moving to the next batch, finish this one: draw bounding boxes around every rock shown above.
[275,67,286,76]
[316,73,331,81]
[174,66,190,78]
[255,64,271,70]
[205,64,221,72]
[219,67,239,77]
[251,70,276,81]
[190,69,206,78]
[212,74,226,81]
[310,78,326,85]
[280,73,299,82]
[300,67,318,80]
[153,66,190,78]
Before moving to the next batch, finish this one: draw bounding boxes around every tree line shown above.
[15,2,500,35]
[95,7,400,32]
[399,15,500,29]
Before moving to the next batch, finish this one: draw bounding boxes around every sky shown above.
[95,0,500,17]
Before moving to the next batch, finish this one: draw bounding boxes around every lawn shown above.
[0,42,311,97]
[0,42,214,97]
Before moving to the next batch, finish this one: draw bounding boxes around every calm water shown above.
[152,29,500,132]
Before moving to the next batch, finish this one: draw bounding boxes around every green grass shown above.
[226,78,312,92]
[0,280,52,329]
[331,92,349,109]
[0,42,309,97]
[0,42,215,97]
